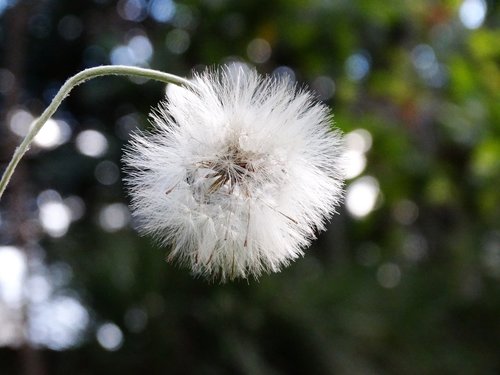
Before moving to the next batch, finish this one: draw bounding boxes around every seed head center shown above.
[204,143,256,194]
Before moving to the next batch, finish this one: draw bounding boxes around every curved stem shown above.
[0,65,193,201]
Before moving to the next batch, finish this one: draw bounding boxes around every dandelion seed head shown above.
[123,66,344,282]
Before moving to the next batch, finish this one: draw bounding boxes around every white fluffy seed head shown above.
[122,66,345,282]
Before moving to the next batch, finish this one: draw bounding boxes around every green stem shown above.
[0,65,192,201]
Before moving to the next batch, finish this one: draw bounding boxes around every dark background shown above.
[1,0,499,374]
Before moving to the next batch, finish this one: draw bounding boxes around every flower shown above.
[122,66,344,282]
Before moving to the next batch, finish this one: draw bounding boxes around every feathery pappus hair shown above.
[122,65,344,282]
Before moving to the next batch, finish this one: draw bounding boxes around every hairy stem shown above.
[0,65,192,200]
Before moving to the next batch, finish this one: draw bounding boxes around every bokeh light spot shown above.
[124,307,148,333]
[38,190,72,238]
[33,118,72,149]
[149,0,176,23]
[38,206,70,237]
[343,129,372,179]
[345,128,372,153]
[95,160,120,185]
[312,76,336,101]
[26,274,53,304]
[64,196,86,221]
[246,38,271,64]
[412,44,436,72]
[346,52,370,81]
[402,234,427,263]
[0,246,26,307]
[97,322,124,351]
[117,0,147,22]
[29,296,89,350]
[272,66,296,82]
[98,203,130,232]
[377,262,401,288]
[343,150,367,180]
[115,112,141,140]
[459,0,487,29]
[393,199,419,225]
[128,35,153,63]
[110,34,153,67]
[8,108,34,137]
[165,29,190,55]
[0,0,17,16]
[172,4,195,29]
[110,46,134,66]
[411,44,446,87]
[346,176,380,218]
[76,130,108,157]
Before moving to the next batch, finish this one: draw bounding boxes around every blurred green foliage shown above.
[0,0,499,374]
